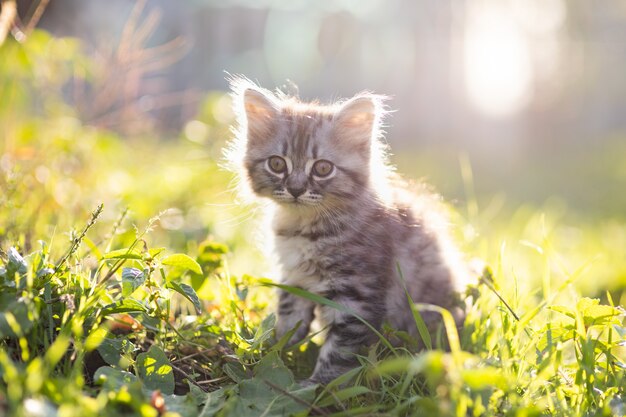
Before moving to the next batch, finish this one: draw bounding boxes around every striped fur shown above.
[228,78,471,384]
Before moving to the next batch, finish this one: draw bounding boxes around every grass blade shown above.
[261,281,394,350]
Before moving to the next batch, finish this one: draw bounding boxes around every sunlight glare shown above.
[463,2,533,117]
[512,0,566,35]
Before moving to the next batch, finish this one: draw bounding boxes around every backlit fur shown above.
[226,77,471,384]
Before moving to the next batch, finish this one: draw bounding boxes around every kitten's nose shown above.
[287,187,306,198]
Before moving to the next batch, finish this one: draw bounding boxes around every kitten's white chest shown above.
[275,235,314,271]
[274,235,328,294]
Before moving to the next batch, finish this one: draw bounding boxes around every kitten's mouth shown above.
[271,195,300,205]
[285,197,307,205]
[275,197,320,207]
[271,190,322,206]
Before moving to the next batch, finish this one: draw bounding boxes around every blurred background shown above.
[28,0,626,215]
[1,0,625,297]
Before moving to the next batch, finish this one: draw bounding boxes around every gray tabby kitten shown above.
[228,78,471,384]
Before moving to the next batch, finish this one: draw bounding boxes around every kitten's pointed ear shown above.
[334,95,382,146]
[239,88,279,143]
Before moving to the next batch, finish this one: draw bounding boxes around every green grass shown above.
[0,31,625,417]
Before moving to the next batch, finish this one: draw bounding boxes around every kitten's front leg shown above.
[275,289,315,346]
[308,301,382,384]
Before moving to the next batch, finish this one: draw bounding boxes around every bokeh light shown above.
[463,1,533,117]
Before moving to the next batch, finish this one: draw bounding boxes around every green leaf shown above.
[576,297,598,312]
[101,298,147,315]
[7,247,28,277]
[218,355,316,416]
[325,367,362,390]
[85,326,108,352]
[199,241,228,255]
[0,299,34,338]
[576,297,624,327]
[252,313,275,347]
[121,267,146,297]
[549,305,575,319]
[197,241,228,271]
[537,325,575,351]
[254,351,294,388]
[102,248,142,260]
[44,334,71,368]
[198,387,227,417]
[461,367,509,390]
[97,337,135,367]
[374,357,412,375]
[166,281,202,313]
[83,237,103,261]
[162,254,202,275]
[162,393,198,416]
[375,351,454,387]
[397,263,432,349]
[412,303,461,356]
[136,345,175,395]
[94,366,138,391]
[407,297,432,350]
[317,385,371,407]
[269,320,301,353]
[148,247,166,258]
[234,354,314,417]
[36,267,54,278]
[222,363,247,384]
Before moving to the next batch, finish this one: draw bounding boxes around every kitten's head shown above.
[228,78,390,209]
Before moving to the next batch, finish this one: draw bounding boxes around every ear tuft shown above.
[334,94,385,147]
[243,88,277,121]
[230,76,279,144]
[338,97,376,128]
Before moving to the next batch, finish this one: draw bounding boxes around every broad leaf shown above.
[577,298,624,327]
[196,241,228,274]
[121,267,146,297]
[549,305,575,319]
[102,248,142,260]
[162,393,198,416]
[254,351,294,388]
[0,300,34,338]
[162,254,202,275]
[136,345,175,395]
[230,354,314,417]
[97,337,135,367]
[94,366,138,391]
[7,247,28,278]
[167,281,202,313]
[223,363,248,383]
[198,387,228,417]
[102,298,147,316]
[251,313,275,347]
[148,247,166,258]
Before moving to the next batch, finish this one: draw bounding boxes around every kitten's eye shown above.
[268,156,287,173]
[312,160,334,177]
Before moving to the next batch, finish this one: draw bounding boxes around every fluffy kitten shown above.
[228,78,471,384]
